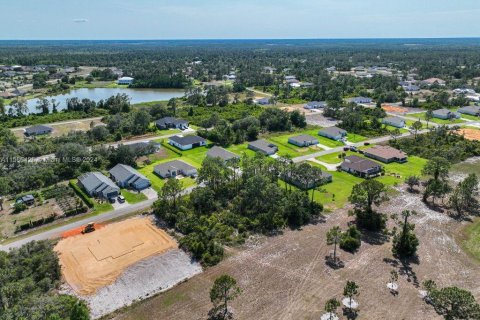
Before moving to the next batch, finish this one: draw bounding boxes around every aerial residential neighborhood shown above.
[0,2,479,320]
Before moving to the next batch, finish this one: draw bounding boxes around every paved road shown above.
[0,185,196,251]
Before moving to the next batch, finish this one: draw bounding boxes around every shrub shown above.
[69,180,94,208]
[340,225,362,252]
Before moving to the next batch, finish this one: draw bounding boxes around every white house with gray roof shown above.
[382,116,406,128]
[154,160,198,178]
[206,146,240,162]
[288,135,319,147]
[304,101,327,109]
[109,164,151,191]
[168,135,207,150]
[78,172,120,199]
[457,106,480,117]
[155,117,189,130]
[24,125,53,137]
[248,139,278,155]
[318,126,347,141]
[432,109,460,120]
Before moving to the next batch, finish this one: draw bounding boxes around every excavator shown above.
[81,223,95,234]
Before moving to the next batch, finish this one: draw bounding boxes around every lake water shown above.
[8,88,185,114]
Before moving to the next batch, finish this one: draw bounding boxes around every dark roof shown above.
[305,101,327,108]
[458,106,480,114]
[248,139,278,154]
[288,134,318,144]
[78,172,119,195]
[25,125,53,135]
[206,146,239,161]
[319,126,347,136]
[109,164,147,183]
[155,117,188,127]
[169,135,206,146]
[364,146,407,160]
[342,155,382,173]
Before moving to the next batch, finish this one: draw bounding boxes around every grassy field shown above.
[413,112,466,124]
[121,190,147,204]
[462,218,480,262]
[93,201,114,214]
[376,156,427,186]
[383,125,409,134]
[458,113,480,121]
[265,130,324,157]
[225,143,257,157]
[347,133,368,143]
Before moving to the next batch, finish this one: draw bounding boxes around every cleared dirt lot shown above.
[111,187,479,320]
[459,128,480,141]
[55,217,177,295]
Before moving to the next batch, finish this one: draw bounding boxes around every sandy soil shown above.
[306,113,338,127]
[458,128,480,141]
[55,217,177,295]
[382,105,409,113]
[111,187,479,320]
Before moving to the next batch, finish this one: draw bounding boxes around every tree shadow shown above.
[446,211,474,222]
[383,256,420,288]
[342,307,358,320]
[360,229,389,246]
[423,201,446,213]
[325,255,345,269]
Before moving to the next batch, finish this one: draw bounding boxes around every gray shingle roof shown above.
[78,172,119,195]
[458,106,480,115]
[341,155,382,173]
[382,116,405,126]
[24,125,53,135]
[155,117,188,127]
[206,146,239,162]
[154,160,196,177]
[319,126,347,136]
[288,134,318,144]
[248,139,278,154]
[169,135,206,146]
[109,164,147,183]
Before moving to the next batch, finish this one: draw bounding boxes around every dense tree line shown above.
[154,155,323,265]
[0,241,89,320]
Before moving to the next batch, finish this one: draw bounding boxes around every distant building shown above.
[168,135,207,150]
[457,106,480,117]
[347,97,373,104]
[340,155,383,178]
[155,117,189,130]
[263,67,276,74]
[117,77,134,85]
[288,135,319,147]
[281,168,332,190]
[248,139,278,155]
[254,97,271,105]
[24,125,53,137]
[364,146,408,164]
[422,78,446,86]
[382,116,406,128]
[78,172,120,199]
[318,126,347,141]
[109,164,151,191]
[432,108,460,120]
[404,85,420,92]
[16,194,35,206]
[206,146,240,163]
[154,160,198,178]
[304,101,327,109]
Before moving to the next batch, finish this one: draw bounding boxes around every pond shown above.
[8,88,185,114]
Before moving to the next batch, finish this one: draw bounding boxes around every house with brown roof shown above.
[340,155,383,178]
[364,145,408,163]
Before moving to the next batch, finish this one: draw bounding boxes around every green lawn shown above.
[376,156,428,186]
[225,143,257,157]
[458,114,480,121]
[413,112,466,124]
[121,190,147,204]
[93,202,114,214]
[384,125,409,134]
[265,130,324,158]
[462,218,480,262]
[346,133,368,143]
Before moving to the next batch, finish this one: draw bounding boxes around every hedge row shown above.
[161,140,183,156]
[68,180,94,208]
[15,214,56,233]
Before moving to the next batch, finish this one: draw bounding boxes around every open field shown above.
[265,130,324,157]
[413,112,466,124]
[55,217,178,295]
[461,218,480,262]
[111,186,480,320]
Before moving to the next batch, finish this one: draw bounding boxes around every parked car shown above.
[108,197,116,204]
[343,147,350,151]
[117,195,126,203]
[349,146,358,152]
[364,142,370,146]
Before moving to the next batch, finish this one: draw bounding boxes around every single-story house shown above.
[125,141,161,156]
[432,109,460,120]
[347,97,373,104]
[16,194,35,206]
[304,101,327,109]
[284,75,296,81]
[248,139,278,155]
[154,160,198,178]
[117,76,134,85]
[457,106,480,117]
[382,116,406,128]
[254,97,271,105]
[168,135,207,150]
[155,117,189,130]
[318,126,347,141]
[206,146,240,162]
[109,164,151,191]
[24,125,53,137]
[404,85,420,92]
[341,155,383,178]
[78,172,120,199]
[0,91,16,99]
[364,145,408,163]
[282,170,333,190]
[422,78,446,86]
[288,134,319,147]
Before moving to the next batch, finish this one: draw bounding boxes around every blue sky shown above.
[2,0,480,39]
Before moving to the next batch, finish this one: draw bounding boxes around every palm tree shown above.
[327,226,342,264]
